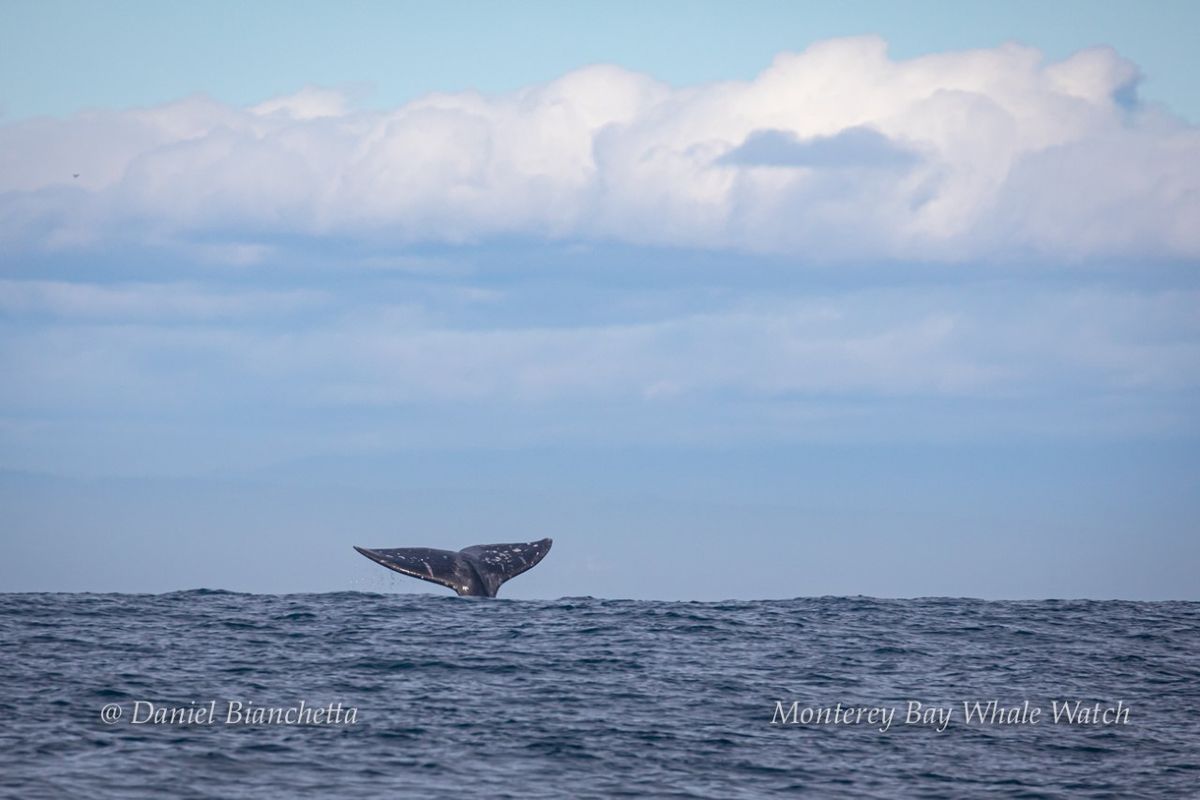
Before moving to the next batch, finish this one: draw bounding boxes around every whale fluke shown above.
[353,538,552,597]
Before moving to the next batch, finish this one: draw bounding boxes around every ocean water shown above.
[1,593,1197,798]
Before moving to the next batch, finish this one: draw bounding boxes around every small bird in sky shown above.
[72,173,79,179]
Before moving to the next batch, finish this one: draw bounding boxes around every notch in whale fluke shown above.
[353,538,552,597]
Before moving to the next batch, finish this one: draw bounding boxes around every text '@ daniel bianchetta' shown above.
[771,700,1130,733]
[99,700,358,726]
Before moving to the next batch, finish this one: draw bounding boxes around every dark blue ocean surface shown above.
[1,593,1197,798]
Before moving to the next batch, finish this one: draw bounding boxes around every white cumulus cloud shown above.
[1,36,1197,261]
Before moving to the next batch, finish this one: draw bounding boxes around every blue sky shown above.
[1,2,1197,598]
[3,1,1199,122]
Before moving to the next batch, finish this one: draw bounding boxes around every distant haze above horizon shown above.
[1,2,1196,598]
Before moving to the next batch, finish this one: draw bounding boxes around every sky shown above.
[1,1,1197,598]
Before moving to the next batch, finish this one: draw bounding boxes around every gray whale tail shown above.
[353,538,552,597]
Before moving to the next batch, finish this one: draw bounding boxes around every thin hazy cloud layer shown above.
[3,37,1197,261]
[3,278,1196,432]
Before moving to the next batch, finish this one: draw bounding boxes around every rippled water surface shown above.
[2,593,1198,798]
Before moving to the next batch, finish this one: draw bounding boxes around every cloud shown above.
[1,37,1196,261]
[0,280,325,320]
[251,87,349,120]
[716,126,919,168]
[4,278,1195,414]
[1,264,1196,480]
